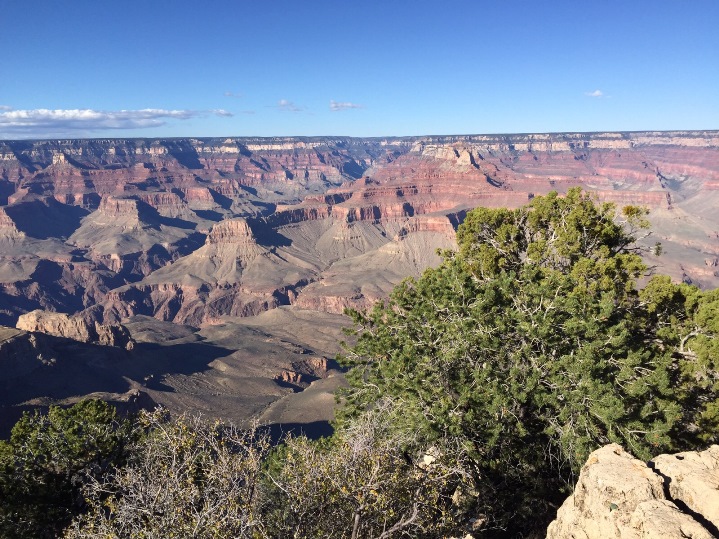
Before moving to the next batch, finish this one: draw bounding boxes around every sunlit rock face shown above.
[547,444,719,539]
[0,131,717,327]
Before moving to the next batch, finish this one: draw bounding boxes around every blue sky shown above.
[1,0,717,138]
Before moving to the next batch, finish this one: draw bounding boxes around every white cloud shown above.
[0,108,232,137]
[330,100,363,111]
[224,91,243,98]
[585,89,604,98]
[276,99,304,112]
[0,105,13,111]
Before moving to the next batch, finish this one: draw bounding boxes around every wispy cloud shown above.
[224,91,243,98]
[0,105,12,111]
[330,100,363,112]
[585,89,604,98]
[0,107,233,137]
[276,99,304,112]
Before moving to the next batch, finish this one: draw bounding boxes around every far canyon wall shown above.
[0,131,718,328]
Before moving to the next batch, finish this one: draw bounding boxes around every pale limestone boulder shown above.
[16,309,134,350]
[546,443,717,539]
[630,500,714,538]
[651,445,719,531]
[547,444,665,539]
[17,310,93,342]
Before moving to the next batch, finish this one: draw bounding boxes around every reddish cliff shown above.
[0,131,717,327]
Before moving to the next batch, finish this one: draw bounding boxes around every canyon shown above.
[1,131,718,432]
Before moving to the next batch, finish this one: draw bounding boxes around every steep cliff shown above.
[16,310,135,350]
[0,131,717,327]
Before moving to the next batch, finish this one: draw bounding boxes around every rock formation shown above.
[1,131,718,442]
[1,132,718,327]
[546,444,719,538]
[0,324,146,436]
[16,309,135,350]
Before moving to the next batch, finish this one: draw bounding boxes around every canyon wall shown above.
[0,131,717,329]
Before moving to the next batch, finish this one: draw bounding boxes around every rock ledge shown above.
[16,310,135,350]
[547,443,719,539]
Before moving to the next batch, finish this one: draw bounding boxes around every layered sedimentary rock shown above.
[98,217,305,325]
[1,131,718,443]
[16,310,134,350]
[546,444,719,539]
[0,131,717,329]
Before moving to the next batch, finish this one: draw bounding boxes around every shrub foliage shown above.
[0,400,134,539]
[338,189,719,533]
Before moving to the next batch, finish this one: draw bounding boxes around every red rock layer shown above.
[0,131,717,325]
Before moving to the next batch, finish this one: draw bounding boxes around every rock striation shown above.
[546,443,719,539]
[0,131,718,327]
[1,132,718,446]
[16,309,135,350]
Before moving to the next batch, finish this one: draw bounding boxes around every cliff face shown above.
[16,310,134,349]
[547,443,719,539]
[0,131,717,329]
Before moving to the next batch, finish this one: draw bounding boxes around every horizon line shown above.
[1,128,718,144]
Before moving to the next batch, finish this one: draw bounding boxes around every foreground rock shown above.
[652,446,719,533]
[16,309,135,350]
[547,444,719,538]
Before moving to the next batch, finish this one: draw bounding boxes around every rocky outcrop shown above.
[16,309,134,350]
[0,326,56,379]
[205,217,256,245]
[652,446,719,532]
[0,207,23,237]
[100,282,287,326]
[2,132,717,214]
[394,215,458,239]
[546,444,719,539]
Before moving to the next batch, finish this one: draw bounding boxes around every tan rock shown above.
[206,217,256,245]
[95,321,135,350]
[16,309,134,350]
[630,500,714,539]
[17,310,94,341]
[652,445,719,531]
[547,444,717,539]
[547,444,665,539]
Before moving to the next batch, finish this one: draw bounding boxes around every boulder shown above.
[547,443,718,539]
[652,446,719,532]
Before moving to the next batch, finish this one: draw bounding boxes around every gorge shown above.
[1,130,718,432]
